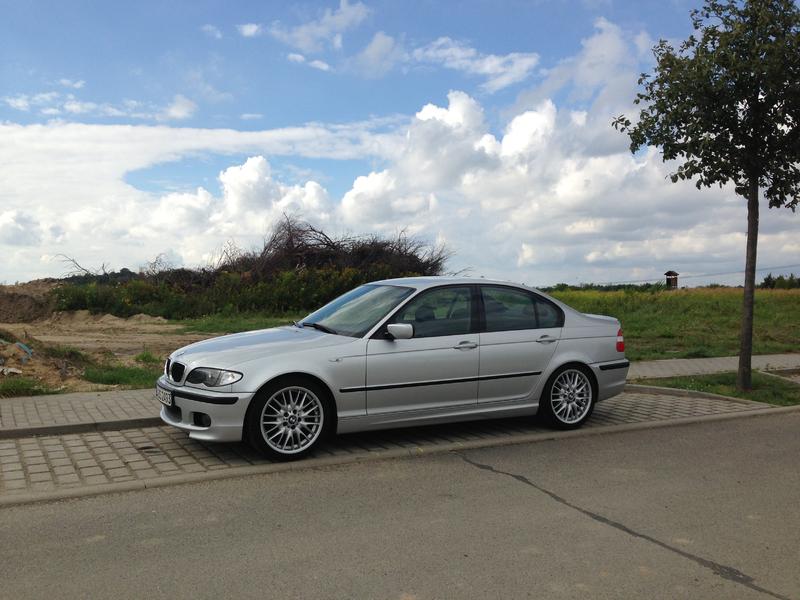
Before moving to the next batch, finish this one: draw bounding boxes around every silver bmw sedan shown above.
[157,277,629,459]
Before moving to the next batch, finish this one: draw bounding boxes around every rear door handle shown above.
[536,335,557,344]
[453,341,478,350]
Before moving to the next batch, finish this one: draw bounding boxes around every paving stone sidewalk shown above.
[0,389,155,438]
[0,353,797,439]
[628,353,800,379]
[0,391,774,500]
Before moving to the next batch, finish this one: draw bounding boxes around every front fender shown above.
[231,338,368,420]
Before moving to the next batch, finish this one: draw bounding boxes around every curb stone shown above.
[624,384,767,406]
[0,416,163,440]
[2,403,798,509]
[757,369,800,385]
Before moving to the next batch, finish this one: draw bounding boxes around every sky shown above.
[1,0,798,287]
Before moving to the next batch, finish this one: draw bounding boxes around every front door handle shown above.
[453,341,478,350]
[536,335,557,344]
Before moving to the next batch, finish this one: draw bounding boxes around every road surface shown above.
[1,412,798,599]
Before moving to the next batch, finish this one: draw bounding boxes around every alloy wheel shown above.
[550,369,593,424]
[260,386,324,454]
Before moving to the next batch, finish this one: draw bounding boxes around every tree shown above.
[613,0,800,391]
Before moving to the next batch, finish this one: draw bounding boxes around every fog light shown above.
[193,412,212,428]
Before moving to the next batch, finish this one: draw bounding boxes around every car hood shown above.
[170,325,356,369]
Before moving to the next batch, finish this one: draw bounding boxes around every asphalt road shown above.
[1,413,798,600]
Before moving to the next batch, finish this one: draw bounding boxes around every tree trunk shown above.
[737,178,760,391]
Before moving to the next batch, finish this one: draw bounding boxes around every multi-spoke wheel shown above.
[246,377,333,460]
[539,365,596,429]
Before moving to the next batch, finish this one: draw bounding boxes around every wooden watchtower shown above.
[664,270,679,289]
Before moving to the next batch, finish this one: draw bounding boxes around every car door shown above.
[477,285,563,404]
[365,286,479,415]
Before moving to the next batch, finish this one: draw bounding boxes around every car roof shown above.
[371,276,538,292]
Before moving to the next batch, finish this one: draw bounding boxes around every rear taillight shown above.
[616,328,625,353]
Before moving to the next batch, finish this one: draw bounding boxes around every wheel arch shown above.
[539,360,599,403]
[243,371,340,440]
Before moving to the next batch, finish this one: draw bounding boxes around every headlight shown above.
[185,368,243,387]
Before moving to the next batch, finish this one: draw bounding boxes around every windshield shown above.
[301,284,414,338]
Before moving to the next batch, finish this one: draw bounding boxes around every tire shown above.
[538,364,596,430]
[245,377,333,460]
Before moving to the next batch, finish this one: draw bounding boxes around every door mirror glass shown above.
[387,323,414,340]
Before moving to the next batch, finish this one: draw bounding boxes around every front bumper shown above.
[157,376,255,443]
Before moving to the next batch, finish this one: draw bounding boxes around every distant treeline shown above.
[541,282,668,292]
[759,273,799,289]
[544,273,799,292]
[54,218,449,319]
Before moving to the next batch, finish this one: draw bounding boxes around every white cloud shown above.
[3,18,797,286]
[0,211,41,246]
[3,89,203,122]
[201,24,222,39]
[330,72,797,286]
[186,68,232,103]
[268,0,370,53]
[0,116,403,280]
[240,113,263,120]
[159,95,197,121]
[63,99,98,114]
[237,23,262,37]
[287,53,331,72]
[3,92,61,112]
[3,95,31,111]
[58,78,85,89]
[413,38,539,93]
[352,32,405,77]
[308,59,331,72]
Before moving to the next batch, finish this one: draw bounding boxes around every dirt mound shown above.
[128,313,168,324]
[45,310,95,324]
[98,314,125,325]
[42,311,170,329]
[0,290,53,322]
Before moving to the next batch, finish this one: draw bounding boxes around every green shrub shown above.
[134,350,162,366]
[52,265,420,320]
[43,345,91,364]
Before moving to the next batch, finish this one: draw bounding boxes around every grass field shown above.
[638,372,800,406]
[550,288,800,360]
[83,364,164,387]
[0,377,57,398]
[175,288,799,361]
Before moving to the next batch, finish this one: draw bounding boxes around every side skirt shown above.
[336,400,540,435]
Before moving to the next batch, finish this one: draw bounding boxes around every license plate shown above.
[155,385,173,407]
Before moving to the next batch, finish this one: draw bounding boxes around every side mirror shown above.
[386,323,414,340]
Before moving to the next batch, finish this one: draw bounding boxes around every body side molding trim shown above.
[339,371,542,393]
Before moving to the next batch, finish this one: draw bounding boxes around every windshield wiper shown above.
[300,321,338,335]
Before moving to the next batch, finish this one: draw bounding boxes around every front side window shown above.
[392,286,472,338]
[302,284,413,337]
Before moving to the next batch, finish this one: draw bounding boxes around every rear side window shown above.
[393,286,472,338]
[535,300,561,328]
[481,286,564,332]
